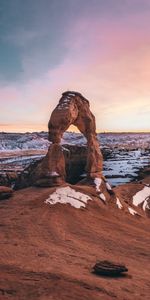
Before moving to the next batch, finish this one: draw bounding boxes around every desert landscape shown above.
[0,131,150,187]
[0,91,150,300]
[1,1,150,299]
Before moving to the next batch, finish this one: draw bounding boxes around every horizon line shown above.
[0,130,150,134]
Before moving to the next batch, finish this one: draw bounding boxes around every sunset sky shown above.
[0,0,150,133]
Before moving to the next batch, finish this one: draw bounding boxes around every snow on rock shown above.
[62,146,70,152]
[45,186,92,209]
[80,173,87,178]
[143,198,150,211]
[116,198,123,209]
[99,193,106,202]
[128,207,139,216]
[133,186,150,210]
[68,93,76,96]
[106,182,112,191]
[94,178,102,192]
[48,171,60,177]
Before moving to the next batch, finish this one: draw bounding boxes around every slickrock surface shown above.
[0,185,150,300]
[114,176,150,217]
[1,92,149,300]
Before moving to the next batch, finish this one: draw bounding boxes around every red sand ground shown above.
[0,184,150,300]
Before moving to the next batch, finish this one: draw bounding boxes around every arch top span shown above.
[48,91,96,141]
[48,91,103,184]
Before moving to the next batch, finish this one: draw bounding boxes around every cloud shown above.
[0,0,150,132]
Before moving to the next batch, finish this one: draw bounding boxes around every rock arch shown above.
[47,91,103,185]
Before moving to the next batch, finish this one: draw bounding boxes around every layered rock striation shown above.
[47,91,103,185]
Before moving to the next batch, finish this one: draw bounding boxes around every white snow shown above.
[128,207,139,216]
[68,93,76,96]
[62,146,70,152]
[63,98,70,102]
[106,182,112,191]
[80,173,87,178]
[116,197,123,209]
[49,171,59,177]
[94,177,102,192]
[45,186,92,209]
[133,186,150,207]
[142,198,150,211]
[99,193,106,202]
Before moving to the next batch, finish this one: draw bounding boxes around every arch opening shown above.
[47,91,103,185]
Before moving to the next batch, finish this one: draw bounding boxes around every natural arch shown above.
[47,91,103,185]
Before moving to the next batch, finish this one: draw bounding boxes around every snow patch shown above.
[45,186,92,209]
[143,198,150,211]
[63,98,70,102]
[133,186,150,208]
[116,197,123,209]
[49,171,60,177]
[94,178,102,192]
[106,182,112,191]
[128,207,139,216]
[68,93,76,96]
[62,146,70,152]
[80,173,87,178]
[99,193,106,202]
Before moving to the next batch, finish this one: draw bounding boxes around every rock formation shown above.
[14,91,116,202]
[0,186,13,200]
[14,145,87,189]
[92,260,128,277]
[47,91,103,185]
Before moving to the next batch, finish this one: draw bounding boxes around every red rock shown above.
[48,91,103,184]
[0,185,149,299]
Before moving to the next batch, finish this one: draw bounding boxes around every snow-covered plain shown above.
[0,132,150,151]
[0,132,150,186]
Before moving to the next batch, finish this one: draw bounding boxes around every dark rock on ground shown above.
[92,260,128,276]
[0,186,13,200]
[0,172,18,188]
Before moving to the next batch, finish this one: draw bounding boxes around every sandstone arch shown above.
[48,91,103,184]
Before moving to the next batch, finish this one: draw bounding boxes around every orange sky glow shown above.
[0,1,150,133]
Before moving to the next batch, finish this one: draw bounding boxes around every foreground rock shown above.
[114,178,150,217]
[0,185,150,300]
[93,261,128,277]
[0,186,13,200]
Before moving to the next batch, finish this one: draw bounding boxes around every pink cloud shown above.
[1,10,150,132]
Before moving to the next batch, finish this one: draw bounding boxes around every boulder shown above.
[0,186,13,200]
[92,260,128,276]
[0,172,18,187]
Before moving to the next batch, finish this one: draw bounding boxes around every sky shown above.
[0,0,150,133]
